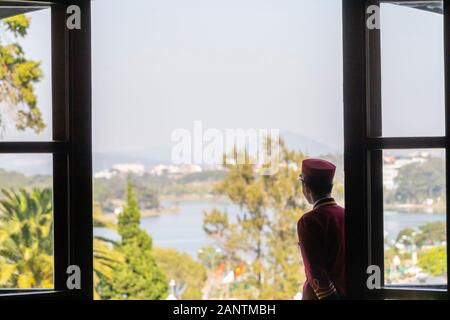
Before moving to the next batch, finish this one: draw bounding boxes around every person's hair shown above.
[304,177,333,196]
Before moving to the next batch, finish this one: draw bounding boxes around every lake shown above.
[95,200,241,257]
[94,201,446,259]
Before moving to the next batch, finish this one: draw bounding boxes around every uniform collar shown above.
[313,196,336,210]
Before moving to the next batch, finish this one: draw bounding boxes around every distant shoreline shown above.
[99,197,445,222]
[141,206,180,217]
[101,205,180,222]
[161,194,230,204]
[101,195,232,221]
[385,203,445,214]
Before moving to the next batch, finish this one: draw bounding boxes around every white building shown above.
[150,164,202,176]
[94,170,114,179]
[94,163,145,179]
[111,163,145,176]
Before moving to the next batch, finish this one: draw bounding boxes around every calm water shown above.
[95,201,242,258]
[94,201,446,258]
[384,210,445,241]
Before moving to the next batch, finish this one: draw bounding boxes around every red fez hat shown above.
[301,158,336,182]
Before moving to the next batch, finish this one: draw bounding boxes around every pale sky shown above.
[0,1,445,158]
[91,0,345,154]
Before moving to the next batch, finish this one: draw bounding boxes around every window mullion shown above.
[366,137,447,150]
[0,142,69,153]
[366,0,385,285]
[443,0,450,295]
[51,2,70,291]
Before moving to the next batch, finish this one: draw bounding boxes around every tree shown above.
[93,175,160,212]
[414,222,446,247]
[260,141,308,299]
[205,155,267,296]
[0,188,123,294]
[153,247,207,300]
[93,237,124,299]
[99,181,168,299]
[0,14,45,133]
[396,227,415,243]
[92,203,124,300]
[418,246,446,276]
[0,188,53,288]
[203,139,309,299]
[394,158,445,204]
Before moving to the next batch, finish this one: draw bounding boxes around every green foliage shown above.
[93,170,229,212]
[99,181,168,300]
[0,188,53,288]
[396,227,416,243]
[177,171,226,184]
[3,15,30,37]
[153,247,207,300]
[418,246,446,276]
[92,203,124,299]
[0,187,121,295]
[203,208,229,238]
[0,14,45,133]
[94,175,160,212]
[93,237,124,300]
[0,169,51,193]
[393,158,445,205]
[396,222,446,247]
[415,222,446,247]
[198,245,226,270]
[93,202,113,228]
[203,139,309,299]
[117,181,143,242]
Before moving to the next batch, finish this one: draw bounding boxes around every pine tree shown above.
[99,181,168,300]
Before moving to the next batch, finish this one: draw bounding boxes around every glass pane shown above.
[0,7,52,141]
[0,154,53,288]
[383,149,446,286]
[380,2,444,137]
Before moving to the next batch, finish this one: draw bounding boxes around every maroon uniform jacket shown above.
[297,197,345,300]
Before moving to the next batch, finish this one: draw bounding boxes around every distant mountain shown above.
[280,131,341,156]
[93,132,341,172]
[0,153,161,176]
[121,146,173,164]
[0,132,340,176]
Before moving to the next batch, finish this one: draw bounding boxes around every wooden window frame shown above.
[0,0,93,299]
[343,0,450,299]
[2,0,447,301]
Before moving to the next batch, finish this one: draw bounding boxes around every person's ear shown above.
[304,184,310,195]
[302,183,310,200]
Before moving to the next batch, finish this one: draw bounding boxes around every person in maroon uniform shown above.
[297,158,345,300]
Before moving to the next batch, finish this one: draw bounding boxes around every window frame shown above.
[0,0,93,299]
[1,0,446,301]
[343,0,450,299]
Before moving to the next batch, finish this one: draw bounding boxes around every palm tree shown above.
[0,188,123,294]
[0,188,53,288]
[93,237,123,299]
[93,203,123,299]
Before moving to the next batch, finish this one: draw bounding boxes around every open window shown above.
[2,0,447,301]
[0,1,92,299]
[343,0,449,299]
